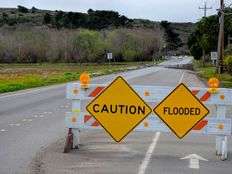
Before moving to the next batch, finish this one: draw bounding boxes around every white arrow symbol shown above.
[180,154,208,169]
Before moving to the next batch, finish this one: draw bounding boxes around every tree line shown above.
[44,9,132,30]
[0,26,164,63]
[188,7,232,61]
[0,6,185,63]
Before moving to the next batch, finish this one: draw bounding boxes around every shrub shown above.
[224,55,232,74]
[122,49,137,61]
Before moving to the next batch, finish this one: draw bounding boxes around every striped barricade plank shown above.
[193,120,208,130]
[66,83,232,105]
[84,115,99,127]
[191,90,211,102]
[65,112,231,136]
[87,86,105,97]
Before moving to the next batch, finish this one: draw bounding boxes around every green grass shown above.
[0,62,155,93]
[194,61,232,88]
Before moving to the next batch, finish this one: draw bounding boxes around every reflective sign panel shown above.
[86,76,152,142]
[154,83,209,139]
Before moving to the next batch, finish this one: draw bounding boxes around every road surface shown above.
[0,58,231,174]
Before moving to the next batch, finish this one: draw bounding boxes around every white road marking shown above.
[138,132,161,174]
[39,115,44,118]
[34,115,38,118]
[10,124,15,126]
[44,112,48,114]
[189,158,200,169]
[0,84,65,99]
[27,119,33,122]
[180,154,208,169]
[179,72,185,84]
[15,124,21,126]
[22,119,27,122]
[48,111,53,114]
[0,129,6,132]
[138,72,184,174]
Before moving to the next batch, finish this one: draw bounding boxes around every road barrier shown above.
[64,77,231,160]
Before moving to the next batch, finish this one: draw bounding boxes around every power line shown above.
[226,2,232,8]
[199,1,213,17]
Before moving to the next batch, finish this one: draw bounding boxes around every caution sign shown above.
[86,76,152,142]
[154,83,209,139]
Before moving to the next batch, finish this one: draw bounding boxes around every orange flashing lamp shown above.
[208,77,219,93]
[80,72,90,89]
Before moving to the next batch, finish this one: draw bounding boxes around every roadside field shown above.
[193,61,232,88]
[0,62,155,93]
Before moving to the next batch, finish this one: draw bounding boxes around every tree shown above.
[31,7,38,13]
[70,30,105,63]
[188,30,203,60]
[106,28,164,61]
[43,13,52,24]
[200,34,208,66]
[2,12,8,18]
[17,5,29,13]
[160,21,183,51]
[87,10,130,30]
[188,8,232,61]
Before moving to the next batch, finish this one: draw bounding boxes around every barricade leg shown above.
[216,136,223,155]
[72,128,80,148]
[221,136,228,160]
[71,99,81,149]
[64,128,73,153]
[216,105,226,157]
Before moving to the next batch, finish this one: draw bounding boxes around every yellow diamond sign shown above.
[86,76,152,142]
[154,83,209,139]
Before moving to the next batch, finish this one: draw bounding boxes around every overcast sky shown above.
[0,0,231,22]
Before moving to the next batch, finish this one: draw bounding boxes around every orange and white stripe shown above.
[191,90,211,102]
[87,86,105,97]
[84,115,100,127]
[193,120,208,130]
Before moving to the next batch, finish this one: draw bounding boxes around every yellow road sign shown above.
[154,83,209,139]
[86,76,152,142]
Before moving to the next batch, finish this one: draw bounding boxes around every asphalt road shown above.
[0,58,231,174]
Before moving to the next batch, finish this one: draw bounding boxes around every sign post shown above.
[211,52,217,67]
[107,53,113,65]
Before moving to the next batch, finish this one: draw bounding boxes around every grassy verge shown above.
[193,60,232,88]
[0,62,156,93]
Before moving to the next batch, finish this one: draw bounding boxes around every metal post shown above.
[72,99,81,149]
[216,105,226,157]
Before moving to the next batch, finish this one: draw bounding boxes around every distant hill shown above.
[0,7,53,26]
[0,7,196,54]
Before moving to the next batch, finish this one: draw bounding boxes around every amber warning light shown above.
[80,72,90,89]
[208,77,219,93]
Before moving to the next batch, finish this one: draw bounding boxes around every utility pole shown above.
[228,34,232,45]
[217,0,225,74]
[199,1,212,17]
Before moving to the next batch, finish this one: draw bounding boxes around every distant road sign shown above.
[86,76,152,142]
[107,53,113,60]
[154,83,209,139]
[211,52,217,60]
